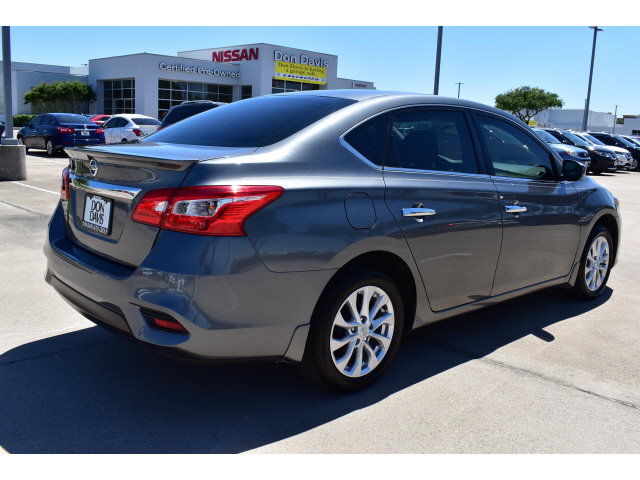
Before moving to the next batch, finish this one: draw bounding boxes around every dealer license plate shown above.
[82,194,112,235]
[81,130,90,136]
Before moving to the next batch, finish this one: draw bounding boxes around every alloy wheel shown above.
[46,140,53,155]
[631,158,639,171]
[330,285,394,378]
[17,137,24,145]
[585,236,609,292]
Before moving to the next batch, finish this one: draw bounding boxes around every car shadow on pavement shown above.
[0,286,612,453]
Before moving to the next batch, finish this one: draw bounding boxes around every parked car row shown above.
[534,127,640,174]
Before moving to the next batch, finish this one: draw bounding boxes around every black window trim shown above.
[469,110,562,183]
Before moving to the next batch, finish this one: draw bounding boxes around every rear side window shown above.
[343,113,389,167]
[476,115,555,181]
[163,104,212,125]
[132,118,161,126]
[386,109,479,174]
[591,134,616,146]
[145,95,357,148]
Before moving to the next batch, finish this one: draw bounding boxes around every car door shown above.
[114,117,129,142]
[103,117,118,143]
[36,115,55,148]
[23,115,42,147]
[471,112,580,295]
[382,107,503,312]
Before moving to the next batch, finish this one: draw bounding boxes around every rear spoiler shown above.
[65,145,198,172]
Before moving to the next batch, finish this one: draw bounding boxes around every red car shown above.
[91,115,111,125]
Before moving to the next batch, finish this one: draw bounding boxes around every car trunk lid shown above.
[64,142,257,267]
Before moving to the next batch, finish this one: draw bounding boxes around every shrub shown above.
[13,114,37,127]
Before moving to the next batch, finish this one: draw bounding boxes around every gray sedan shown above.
[44,91,621,392]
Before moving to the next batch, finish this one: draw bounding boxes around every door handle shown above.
[505,205,527,214]
[402,208,436,217]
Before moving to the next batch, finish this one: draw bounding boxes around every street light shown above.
[612,104,618,133]
[582,26,603,131]
[455,82,464,98]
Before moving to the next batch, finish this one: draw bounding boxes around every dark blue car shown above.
[17,113,105,156]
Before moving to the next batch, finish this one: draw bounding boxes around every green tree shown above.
[495,86,564,125]
[23,80,97,114]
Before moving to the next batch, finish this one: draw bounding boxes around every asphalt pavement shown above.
[0,152,639,453]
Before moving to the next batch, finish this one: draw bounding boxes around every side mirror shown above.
[563,159,587,182]
[24,122,30,127]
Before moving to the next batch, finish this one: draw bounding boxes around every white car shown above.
[102,114,161,144]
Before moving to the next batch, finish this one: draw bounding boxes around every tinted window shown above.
[40,115,54,126]
[145,95,356,148]
[476,115,555,181]
[117,118,130,128]
[30,116,43,127]
[131,118,161,126]
[533,129,560,144]
[591,134,617,146]
[103,118,118,129]
[56,114,94,124]
[163,104,214,125]
[614,135,636,148]
[343,113,389,167]
[386,109,478,174]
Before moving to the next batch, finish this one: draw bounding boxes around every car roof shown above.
[278,90,524,125]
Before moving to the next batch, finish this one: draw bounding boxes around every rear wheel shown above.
[45,139,55,156]
[121,138,128,143]
[570,225,613,299]
[630,157,639,171]
[299,269,404,393]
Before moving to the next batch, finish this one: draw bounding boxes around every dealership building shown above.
[0,43,375,122]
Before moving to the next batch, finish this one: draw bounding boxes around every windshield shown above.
[145,95,357,148]
[580,133,605,146]
[558,130,590,146]
[56,114,98,124]
[614,135,636,147]
[533,129,560,144]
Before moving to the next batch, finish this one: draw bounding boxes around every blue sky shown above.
[9,26,640,115]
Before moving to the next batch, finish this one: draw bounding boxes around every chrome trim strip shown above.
[69,173,141,204]
[383,166,490,178]
[338,136,383,170]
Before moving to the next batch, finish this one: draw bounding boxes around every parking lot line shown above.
[11,182,59,195]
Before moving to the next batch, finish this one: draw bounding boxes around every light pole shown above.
[612,104,618,133]
[455,82,464,98]
[582,26,602,132]
[433,26,443,95]
[2,26,18,145]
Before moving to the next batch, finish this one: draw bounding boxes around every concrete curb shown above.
[0,145,27,181]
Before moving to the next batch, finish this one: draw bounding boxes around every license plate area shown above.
[81,130,90,136]
[82,194,113,235]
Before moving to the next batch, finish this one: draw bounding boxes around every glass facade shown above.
[103,79,135,115]
[241,86,253,100]
[272,79,320,94]
[158,80,233,120]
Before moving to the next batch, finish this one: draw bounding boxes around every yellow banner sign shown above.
[528,120,537,126]
[275,61,326,85]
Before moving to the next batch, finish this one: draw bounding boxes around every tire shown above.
[299,268,405,393]
[46,139,55,156]
[570,225,613,300]
[121,138,128,143]
[630,157,639,172]
[17,136,28,152]
[591,168,603,175]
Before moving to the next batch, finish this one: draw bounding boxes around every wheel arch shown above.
[310,250,418,332]
[593,213,619,266]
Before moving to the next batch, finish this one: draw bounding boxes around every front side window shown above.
[386,109,479,174]
[104,118,119,129]
[476,115,555,181]
[591,134,616,146]
[40,115,54,126]
[30,116,43,127]
[343,113,389,167]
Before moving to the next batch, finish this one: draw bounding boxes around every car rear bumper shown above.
[44,202,333,363]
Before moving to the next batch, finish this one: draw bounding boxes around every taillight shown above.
[61,166,70,200]
[133,129,143,136]
[96,128,104,134]
[156,126,164,132]
[57,127,75,134]
[131,186,284,236]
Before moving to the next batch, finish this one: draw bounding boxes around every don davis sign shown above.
[159,63,240,78]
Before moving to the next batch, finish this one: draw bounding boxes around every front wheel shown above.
[17,136,28,152]
[299,268,404,393]
[571,225,613,299]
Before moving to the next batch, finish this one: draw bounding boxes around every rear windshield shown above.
[132,118,161,126]
[146,95,357,147]
[163,104,214,125]
[56,114,97,124]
